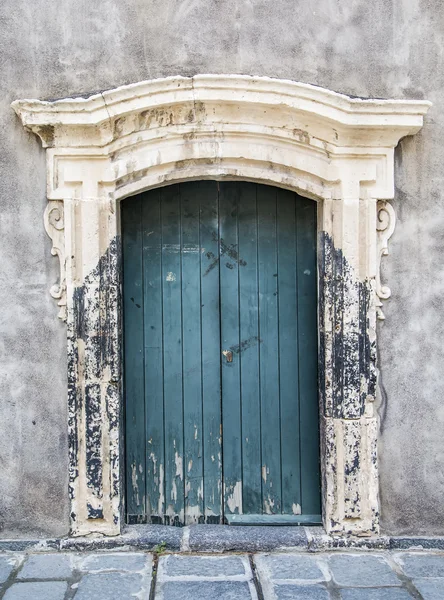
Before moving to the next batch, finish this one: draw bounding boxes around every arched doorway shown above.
[12,74,429,536]
[122,181,320,525]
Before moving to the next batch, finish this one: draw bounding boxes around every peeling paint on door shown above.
[124,182,320,525]
[225,481,243,514]
[292,503,302,515]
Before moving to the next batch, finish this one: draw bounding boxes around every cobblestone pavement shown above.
[1,550,444,599]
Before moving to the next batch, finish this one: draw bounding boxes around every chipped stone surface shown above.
[59,524,182,552]
[318,232,377,420]
[68,235,122,535]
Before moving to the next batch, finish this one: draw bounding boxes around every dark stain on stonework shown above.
[85,383,103,498]
[318,232,376,419]
[67,331,80,504]
[37,124,55,146]
[68,237,122,525]
[87,504,104,520]
[344,450,360,476]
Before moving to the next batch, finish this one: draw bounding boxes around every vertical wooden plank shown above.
[277,189,302,515]
[257,185,282,514]
[180,183,204,524]
[296,195,321,515]
[200,181,223,522]
[142,190,165,522]
[220,182,243,517]
[161,184,185,525]
[122,196,146,520]
[237,183,262,514]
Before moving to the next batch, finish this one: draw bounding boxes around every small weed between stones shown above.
[153,541,167,555]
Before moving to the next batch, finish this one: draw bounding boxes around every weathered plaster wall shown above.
[0,0,442,536]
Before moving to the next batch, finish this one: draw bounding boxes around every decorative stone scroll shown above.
[376,201,397,320]
[44,200,67,320]
[12,75,430,537]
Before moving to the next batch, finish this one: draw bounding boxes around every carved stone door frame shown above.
[12,75,430,536]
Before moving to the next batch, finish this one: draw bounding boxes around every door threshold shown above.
[0,523,393,554]
[226,514,322,526]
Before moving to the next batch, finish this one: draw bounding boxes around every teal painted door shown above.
[123,181,320,525]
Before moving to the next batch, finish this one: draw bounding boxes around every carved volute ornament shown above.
[376,201,397,320]
[44,200,67,320]
[12,76,431,536]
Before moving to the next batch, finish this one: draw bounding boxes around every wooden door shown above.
[123,181,320,525]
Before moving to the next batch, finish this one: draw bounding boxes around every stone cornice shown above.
[12,75,431,149]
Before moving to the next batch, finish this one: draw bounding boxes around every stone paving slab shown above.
[273,583,330,599]
[1,548,444,598]
[256,552,418,600]
[3,581,68,600]
[329,554,401,587]
[79,552,149,572]
[395,551,444,577]
[0,551,152,600]
[413,577,444,600]
[158,580,255,600]
[339,589,414,599]
[17,553,73,579]
[256,553,327,582]
[256,553,330,600]
[0,555,22,584]
[74,572,148,600]
[156,553,257,599]
[163,554,247,576]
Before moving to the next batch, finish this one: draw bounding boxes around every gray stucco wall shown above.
[0,0,442,537]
